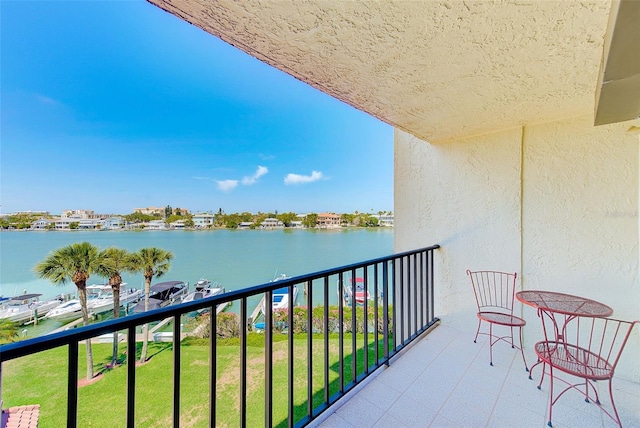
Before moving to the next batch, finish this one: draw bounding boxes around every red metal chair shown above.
[467,270,528,370]
[533,315,638,427]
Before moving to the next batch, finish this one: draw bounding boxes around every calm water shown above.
[0,228,394,301]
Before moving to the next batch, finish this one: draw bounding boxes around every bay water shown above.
[0,228,393,322]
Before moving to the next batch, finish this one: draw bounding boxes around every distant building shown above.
[374,213,394,227]
[54,218,74,230]
[261,218,284,229]
[102,217,125,230]
[144,220,167,230]
[238,222,254,229]
[134,206,164,216]
[78,219,104,229]
[317,212,341,229]
[32,218,54,230]
[170,220,186,229]
[193,213,215,228]
[61,209,97,219]
[134,206,190,217]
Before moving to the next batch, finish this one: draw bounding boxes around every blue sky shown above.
[1,1,393,216]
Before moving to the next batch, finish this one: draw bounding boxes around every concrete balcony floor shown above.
[311,323,640,428]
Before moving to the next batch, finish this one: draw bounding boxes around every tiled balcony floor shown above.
[311,323,640,428]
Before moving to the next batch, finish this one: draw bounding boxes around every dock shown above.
[46,300,234,343]
[249,295,265,325]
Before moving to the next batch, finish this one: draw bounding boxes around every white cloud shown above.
[37,94,59,105]
[217,180,239,192]
[242,165,268,185]
[284,170,324,185]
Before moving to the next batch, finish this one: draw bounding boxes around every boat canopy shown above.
[10,294,43,300]
[150,281,185,293]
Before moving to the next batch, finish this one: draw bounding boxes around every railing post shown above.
[383,261,390,366]
[265,290,273,427]
[338,272,344,391]
[172,315,181,428]
[240,298,247,428]
[126,326,136,428]
[323,276,330,405]
[209,304,216,427]
[306,280,313,418]
[287,286,294,428]
[67,341,78,428]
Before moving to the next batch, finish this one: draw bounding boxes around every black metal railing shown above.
[0,245,440,427]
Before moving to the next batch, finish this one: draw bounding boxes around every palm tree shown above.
[34,242,101,380]
[97,247,137,366]
[133,247,173,363]
[0,319,19,344]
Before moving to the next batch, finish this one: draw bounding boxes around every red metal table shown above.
[516,290,613,319]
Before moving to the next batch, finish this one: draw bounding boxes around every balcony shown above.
[311,323,640,428]
[2,244,638,427]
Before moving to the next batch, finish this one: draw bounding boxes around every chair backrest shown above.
[467,270,517,314]
[539,315,638,376]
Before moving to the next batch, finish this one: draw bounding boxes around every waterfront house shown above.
[77,219,103,230]
[317,212,341,229]
[102,216,125,230]
[31,218,54,230]
[170,220,186,229]
[144,219,166,230]
[374,213,394,227]
[192,212,215,228]
[261,217,284,229]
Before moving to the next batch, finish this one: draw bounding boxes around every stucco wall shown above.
[395,116,640,380]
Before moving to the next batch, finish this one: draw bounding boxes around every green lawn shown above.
[2,333,390,428]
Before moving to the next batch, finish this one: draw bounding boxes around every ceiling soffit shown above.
[148,0,611,143]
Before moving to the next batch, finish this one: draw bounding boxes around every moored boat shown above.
[86,283,142,315]
[339,277,371,306]
[182,279,225,304]
[262,274,298,312]
[132,280,188,313]
[0,293,62,325]
[45,284,143,323]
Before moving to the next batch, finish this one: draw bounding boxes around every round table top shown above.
[516,290,613,317]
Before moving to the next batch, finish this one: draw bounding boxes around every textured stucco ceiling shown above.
[147,0,612,143]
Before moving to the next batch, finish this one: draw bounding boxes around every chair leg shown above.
[607,380,622,427]
[489,322,494,366]
[474,319,482,343]
[547,365,554,427]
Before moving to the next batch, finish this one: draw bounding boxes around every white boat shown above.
[44,299,84,323]
[132,280,188,313]
[86,283,142,315]
[339,277,371,306]
[262,274,298,312]
[182,279,225,304]
[0,293,62,325]
[45,284,143,323]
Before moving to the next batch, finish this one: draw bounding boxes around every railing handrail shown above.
[0,244,440,361]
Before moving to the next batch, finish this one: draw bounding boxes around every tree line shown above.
[0,209,392,229]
